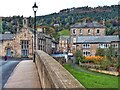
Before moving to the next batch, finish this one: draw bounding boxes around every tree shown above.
[105,46,117,67]
[48,27,56,35]
[100,56,110,70]
[96,48,105,56]
[74,50,84,64]
[0,18,3,33]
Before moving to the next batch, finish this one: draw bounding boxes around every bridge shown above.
[3,50,85,89]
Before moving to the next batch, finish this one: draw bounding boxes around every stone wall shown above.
[35,50,85,89]
[0,27,33,58]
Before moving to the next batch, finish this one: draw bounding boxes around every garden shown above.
[63,64,119,89]
[63,47,120,89]
[74,47,120,74]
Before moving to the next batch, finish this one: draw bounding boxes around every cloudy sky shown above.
[0,0,119,17]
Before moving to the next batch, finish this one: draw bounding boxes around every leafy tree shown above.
[100,56,110,70]
[46,27,56,36]
[74,50,84,64]
[0,18,3,33]
[95,48,105,56]
[105,46,118,67]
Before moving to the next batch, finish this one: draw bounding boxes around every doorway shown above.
[6,48,11,57]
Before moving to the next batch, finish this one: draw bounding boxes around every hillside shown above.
[37,5,118,28]
[58,29,70,36]
[1,5,118,36]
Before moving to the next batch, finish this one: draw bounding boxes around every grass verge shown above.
[63,64,119,89]
[58,29,70,36]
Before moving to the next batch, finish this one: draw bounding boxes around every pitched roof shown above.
[0,34,16,41]
[76,35,119,44]
[71,22,105,28]
[59,36,70,41]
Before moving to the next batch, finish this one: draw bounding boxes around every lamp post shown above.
[32,2,38,62]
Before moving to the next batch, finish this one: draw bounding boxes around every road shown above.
[0,60,20,88]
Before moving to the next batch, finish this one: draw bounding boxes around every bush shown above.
[100,56,110,70]
[74,50,84,64]
[85,56,103,64]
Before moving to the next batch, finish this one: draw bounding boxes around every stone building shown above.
[58,21,119,56]
[0,18,33,58]
[70,21,105,37]
[0,18,58,58]
[51,38,58,54]
[37,33,52,54]
[75,36,119,56]
[58,36,70,53]
[36,26,58,54]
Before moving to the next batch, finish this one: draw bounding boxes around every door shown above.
[6,48,11,57]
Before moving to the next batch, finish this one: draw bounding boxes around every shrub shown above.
[85,56,103,61]
[74,50,84,64]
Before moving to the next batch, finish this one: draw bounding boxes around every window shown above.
[83,51,91,56]
[73,38,76,43]
[112,44,118,48]
[21,40,29,57]
[98,44,110,48]
[88,29,91,34]
[97,29,100,34]
[73,29,76,34]
[82,44,90,48]
[80,29,82,34]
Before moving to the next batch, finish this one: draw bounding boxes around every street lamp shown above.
[32,2,38,62]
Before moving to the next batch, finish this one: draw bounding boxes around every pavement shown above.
[3,60,41,88]
[1,61,20,88]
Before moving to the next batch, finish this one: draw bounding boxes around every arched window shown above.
[88,29,91,34]
[97,29,100,34]
[73,29,76,34]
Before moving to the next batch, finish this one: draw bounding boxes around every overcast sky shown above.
[0,0,119,17]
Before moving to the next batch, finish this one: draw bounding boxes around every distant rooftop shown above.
[0,34,16,41]
[71,21,105,28]
[76,35,119,44]
[59,36,70,40]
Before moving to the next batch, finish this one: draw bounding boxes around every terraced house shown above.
[69,21,119,56]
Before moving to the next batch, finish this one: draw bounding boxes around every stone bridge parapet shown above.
[35,50,85,89]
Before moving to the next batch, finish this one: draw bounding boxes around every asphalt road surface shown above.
[0,60,20,88]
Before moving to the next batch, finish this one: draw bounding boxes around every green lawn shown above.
[63,64,119,89]
[58,29,70,36]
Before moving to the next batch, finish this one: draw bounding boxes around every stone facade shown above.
[0,18,33,58]
[37,32,52,54]
[58,36,70,53]
[0,28,33,58]
[75,36,119,56]
[70,28,105,36]
[70,22,105,37]
[58,21,119,56]
[36,26,58,54]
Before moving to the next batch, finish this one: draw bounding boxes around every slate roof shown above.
[71,22,105,28]
[59,36,70,41]
[76,35,119,44]
[0,34,16,41]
